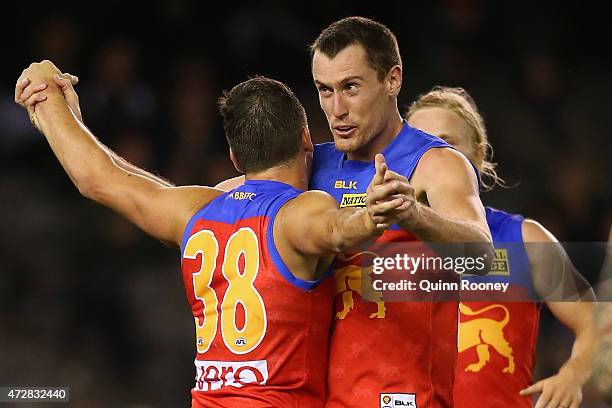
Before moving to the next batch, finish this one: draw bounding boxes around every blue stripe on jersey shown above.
[462,206,537,298]
[180,179,326,290]
[310,121,479,200]
[265,198,328,291]
[310,120,479,222]
[486,206,525,243]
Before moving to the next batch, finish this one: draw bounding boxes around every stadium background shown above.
[1,1,610,406]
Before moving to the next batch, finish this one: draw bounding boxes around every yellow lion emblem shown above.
[458,303,515,373]
[334,252,385,319]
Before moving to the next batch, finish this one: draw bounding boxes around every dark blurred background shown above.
[1,1,611,406]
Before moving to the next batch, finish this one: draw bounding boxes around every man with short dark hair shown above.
[15,63,411,407]
[309,17,493,408]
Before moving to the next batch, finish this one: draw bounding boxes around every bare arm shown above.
[17,74,174,188]
[278,154,410,257]
[278,191,380,256]
[108,150,174,187]
[406,148,491,244]
[17,62,221,246]
[519,219,596,408]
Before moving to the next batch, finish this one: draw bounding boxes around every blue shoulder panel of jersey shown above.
[180,180,300,254]
[463,206,537,298]
[181,179,326,291]
[310,122,466,190]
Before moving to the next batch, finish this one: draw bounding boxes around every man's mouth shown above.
[333,125,357,137]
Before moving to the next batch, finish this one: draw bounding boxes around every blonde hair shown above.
[406,86,503,191]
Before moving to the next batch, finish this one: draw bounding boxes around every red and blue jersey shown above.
[454,207,541,408]
[180,180,334,407]
[310,121,459,408]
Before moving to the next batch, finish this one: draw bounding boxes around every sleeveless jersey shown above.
[180,180,334,407]
[454,207,541,408]
[311,121,459,408]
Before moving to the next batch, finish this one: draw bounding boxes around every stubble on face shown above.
[312,44,390,158]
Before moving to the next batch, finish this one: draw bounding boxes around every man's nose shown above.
[331,92,348,118]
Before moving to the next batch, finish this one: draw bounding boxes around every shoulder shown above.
[419,146,470,170]
[414,147,477,185]
[169,185,227,222]
[159,185,226,248]
[169,185,225,204]
[521,218,558,243]
[284,189,338,213]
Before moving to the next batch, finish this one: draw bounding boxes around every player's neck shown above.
[245,161,308,191]
[346,111,404,161]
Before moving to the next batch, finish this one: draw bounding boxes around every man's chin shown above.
[332,137,358,153]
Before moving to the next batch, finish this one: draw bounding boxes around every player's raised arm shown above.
[15,61,220,246]
[277,154,409,256]
[17,72,175,188]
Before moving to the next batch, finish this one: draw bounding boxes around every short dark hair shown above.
[310,16,401,81]
[218,76,306,173]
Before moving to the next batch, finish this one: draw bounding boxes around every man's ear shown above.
[386,65,402,97]
[302,124,314,154]
[229,148,243,173]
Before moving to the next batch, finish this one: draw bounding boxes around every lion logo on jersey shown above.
[334,252,386,319]
[458,303,515,373]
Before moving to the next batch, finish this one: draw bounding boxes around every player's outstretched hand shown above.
[366,154,414,230]
[519,370,583,408]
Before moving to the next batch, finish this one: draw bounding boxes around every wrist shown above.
[34,90,69,118]
[362,209,381,237]
[399,201,422,232]
[559,361,589,385]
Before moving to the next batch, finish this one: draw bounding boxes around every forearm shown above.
[108,149,174,187]
[400,204,494,273]
[35,91,116,192]
[559,306,597,384]
[330,208,381,253]
[402,203,491,243]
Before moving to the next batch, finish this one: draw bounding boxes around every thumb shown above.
[519,379,545,396]
[371,153,387,187]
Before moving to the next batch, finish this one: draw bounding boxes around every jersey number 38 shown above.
[184,227,266,355]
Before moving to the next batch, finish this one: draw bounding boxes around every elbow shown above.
[465,241,495,276]
[328,227,346,254]
[75,173,105,202]
[73,159,118,202]
[327,221,356,254]
[471,226,495,275]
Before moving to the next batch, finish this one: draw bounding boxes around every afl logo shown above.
[235,338,247,347]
